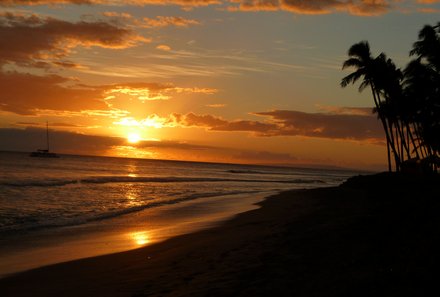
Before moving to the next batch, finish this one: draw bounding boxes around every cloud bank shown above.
[0,0,221,7]
[1,0,436,15]
[0,12,148,68]
[229,0,391,16]
[0,127,212,156]
[0,71,217,115]
[138,108,384,142]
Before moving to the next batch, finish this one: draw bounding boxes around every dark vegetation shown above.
[341,22,440,173]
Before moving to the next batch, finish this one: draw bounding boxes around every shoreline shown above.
[0,191,274,278]
[1,173,439,296]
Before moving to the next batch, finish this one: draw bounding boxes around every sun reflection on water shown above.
[125,184,142,207]
[131,231,150,246]
[127,162,138,177]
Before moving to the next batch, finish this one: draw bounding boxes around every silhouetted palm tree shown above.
[405,22,440,170]
[341,42,396,171]
[375,54,413,162]
[342,23,440,173]
[410,23,440,71]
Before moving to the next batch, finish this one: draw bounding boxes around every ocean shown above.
[0,151,360,276]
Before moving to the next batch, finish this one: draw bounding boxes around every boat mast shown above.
[46,121,50,152]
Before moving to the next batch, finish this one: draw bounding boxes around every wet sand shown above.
[0,192,271,277]
[1,173,439,297]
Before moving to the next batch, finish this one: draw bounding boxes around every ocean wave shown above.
[0,179,81,187]
[0,176,327,187]
[0,190,263,235]
[225,169,298,175]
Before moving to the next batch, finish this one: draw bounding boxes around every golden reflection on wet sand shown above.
[130,231,150,246]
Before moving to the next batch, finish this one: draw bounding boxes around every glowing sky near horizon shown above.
[0,0,439,170]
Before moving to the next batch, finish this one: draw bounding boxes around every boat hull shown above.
[30,151,59,158]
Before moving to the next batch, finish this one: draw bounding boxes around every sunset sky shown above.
[0,0,439,170]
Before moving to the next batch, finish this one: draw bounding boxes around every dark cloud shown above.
[0,12,147,68]
[0,0,220,7]
[229,0,392,16]
[14,121,84,127]
[166,109,383,142]
[0,127,213,155]
[169,112,279,133]
[254,109,383,140]
[233,150,297,163]
[0,127,122,155]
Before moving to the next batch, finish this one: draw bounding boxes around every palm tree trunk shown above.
[414,123,428,158]
[388,120,401,171]
[407,122,420,159]
[396,120,410,160]
[370,86,396,171]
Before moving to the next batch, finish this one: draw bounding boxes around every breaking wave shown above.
[1,175,327,188]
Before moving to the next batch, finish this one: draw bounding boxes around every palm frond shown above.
[340,71,362,88]
[358,80,371,93]
[342,58,363,70]
[347,41,371,61]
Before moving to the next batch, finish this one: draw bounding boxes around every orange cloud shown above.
[162,109,383,142]
[316,105,373,116]
[229,0,393,16]
[347,0,389,16]
[0,72,217,115]
[129,0,221,5]
[0,71,106,115]
[228,0,279,11]
[206,103,226,108]
[416,0,440,13]
[142,16,200,27]
[417,7,440,12]
[102,12,201,29]
[156,44,172,51]
[0,12,148,67]
[104,83,217,105]
[281,0,345,14]
[0,0,221,7]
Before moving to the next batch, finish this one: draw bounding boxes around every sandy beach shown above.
[1,173,439,297]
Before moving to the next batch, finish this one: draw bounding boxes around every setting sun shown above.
[127,133,141,144]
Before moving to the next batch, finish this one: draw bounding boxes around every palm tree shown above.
[405,22,440,171]
[341,41,397,171]
[342,23,440,173]
[374,54,413,162]
[410,23,440,72]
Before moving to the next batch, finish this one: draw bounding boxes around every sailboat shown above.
[30,122,59,158]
